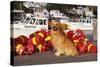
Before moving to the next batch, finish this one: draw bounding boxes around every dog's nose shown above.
[48,26,51,30]
[53,26,58,31]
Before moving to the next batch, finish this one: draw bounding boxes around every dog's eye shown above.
[53,26,58,31]
[50,26,53,29]
[50,26,58,31]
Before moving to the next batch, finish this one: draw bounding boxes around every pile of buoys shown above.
[13,29,53,55]
[66,29,97,54]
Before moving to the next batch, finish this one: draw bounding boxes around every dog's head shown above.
[49,20,67,37]
[50,20,62,32]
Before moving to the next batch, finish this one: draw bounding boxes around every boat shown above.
[59,17,97,31]
[11,17,48,38]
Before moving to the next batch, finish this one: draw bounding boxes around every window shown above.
[86,20,88,23]
[24,17,30,24]
[30,18,36,24]
[89,20,91,23]
[44,12,47,15]
[44,20,47,25]
[35,19,38,25]
[26,17,30,21]
[39,19,43,25]
[79,19,81,22]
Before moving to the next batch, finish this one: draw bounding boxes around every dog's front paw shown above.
[55,52,61,56]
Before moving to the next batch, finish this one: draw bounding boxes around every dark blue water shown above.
[86,34,97,45]
[85,34,93,42]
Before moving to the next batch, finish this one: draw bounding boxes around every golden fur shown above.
[50,20,79,56]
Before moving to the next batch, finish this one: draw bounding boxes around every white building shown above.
[50,10,66,18]
[34,8,49,18]
[41,9,49,18]
[76,6,84,15]
[23,2,49,18]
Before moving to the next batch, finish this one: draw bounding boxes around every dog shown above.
[50,20,79,56]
